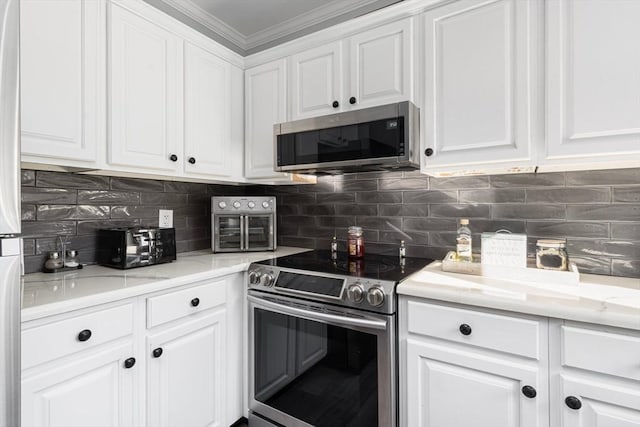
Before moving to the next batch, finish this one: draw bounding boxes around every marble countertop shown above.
[398,261,640,331]
[22,247,310,322]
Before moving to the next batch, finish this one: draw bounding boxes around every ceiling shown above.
[146,0,402,56]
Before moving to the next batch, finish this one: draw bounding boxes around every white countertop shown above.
[22,247,310,322]
[398,261,640,331]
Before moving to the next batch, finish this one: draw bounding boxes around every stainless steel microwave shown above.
[273,101,420,175]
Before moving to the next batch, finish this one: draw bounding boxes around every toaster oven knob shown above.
[366,287,385,307]
[262,273,275,287]
[347,283,364,303]
[248,270,261,285]
[217,201,227,209]
[248,201,256,209]
[262,201,270,208]
[233,201,241,209]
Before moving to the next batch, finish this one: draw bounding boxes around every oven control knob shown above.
[366,287,385,307]
[217,201,227,209]
[347,283,364,303]
[248,201,256,209]
[248,270,261,285]
[233,201,241,209]
[262,273,275,287]
[262,201,270,209]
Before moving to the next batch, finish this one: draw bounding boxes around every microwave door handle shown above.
[247,295,388,331]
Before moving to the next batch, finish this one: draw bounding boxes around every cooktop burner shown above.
[255,250,433,283]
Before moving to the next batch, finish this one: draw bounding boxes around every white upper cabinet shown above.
[289,18,414,121]
[245,59,288,179]
[108,2,181,172]
[289,42,343,120]
[183,42,243,179]
[421,0,540,174]
[544,0,640,168]
[20,0,104,165]
[348,19,414,110]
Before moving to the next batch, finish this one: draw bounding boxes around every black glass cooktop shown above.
[255,250,433,283]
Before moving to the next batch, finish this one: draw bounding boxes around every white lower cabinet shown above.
[147,310,226,427]
[21,301,138,427]
[22,273,245,427]
[550,321,640,427]
[401,298,548,427]
[22,341,137,427]
[401,297,640,427]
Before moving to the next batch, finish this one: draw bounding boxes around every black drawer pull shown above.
[152,347,163,358]
[459,323,472,336]
[332,100,339,108]
[522,385,537,399]
[565,396,582,410]
[425,148,434,157]
[77,329,92,342]
[124,357,136,369]
[349,96,357,105]
[188,157,196,164]
[169,154,178,162]
[191,297,200,307]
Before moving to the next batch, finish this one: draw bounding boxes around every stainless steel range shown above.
[247,250,433,427]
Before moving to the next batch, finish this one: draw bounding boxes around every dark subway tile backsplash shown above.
[247,168,640,279]
[22,167,640,279]
[21,170,245,273]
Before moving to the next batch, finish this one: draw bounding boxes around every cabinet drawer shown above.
[22,303,134,370]
[407,300,541,359]
[147,280,226,328]
[561,324,640,381]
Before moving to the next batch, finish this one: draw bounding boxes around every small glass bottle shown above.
[331,236,338,260]
[456,218,472,262]
[44,251,64,270]
[399,240,406,258]
[347,226,365,259]
[536,239,568,271]
[65,250,80,268]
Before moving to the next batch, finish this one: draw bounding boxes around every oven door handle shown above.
[239,216,245,251]
[248,295,388,331]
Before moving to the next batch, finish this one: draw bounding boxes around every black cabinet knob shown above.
[191,297,200,307]
[152,347,163,358]
[522,385,537,399]
[124,357,136,369]
[188,157,196,164]
[169,154,178,162]
[425,148,434,157]
[77,329,92,342]
[459,323,472,336]
[565,396,582,410]
[349,97,357,105]
[332,100,339,108]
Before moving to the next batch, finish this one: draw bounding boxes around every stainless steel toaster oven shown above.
[98,227,176,269]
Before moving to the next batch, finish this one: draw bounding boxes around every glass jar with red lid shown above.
[347,226,364,259]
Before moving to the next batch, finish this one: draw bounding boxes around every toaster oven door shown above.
[214,214,244,252]
[245,215,275,251]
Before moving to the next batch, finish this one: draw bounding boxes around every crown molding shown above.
[244,0,386,50]
[158,0,247,49]
[157,0,389,52]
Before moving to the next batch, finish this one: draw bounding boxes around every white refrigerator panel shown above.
[0,254,21,427]
[0,0,21,235]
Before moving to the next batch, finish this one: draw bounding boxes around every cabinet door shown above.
[244,60,288,179]
[108,3,180,172]
[348,18,413,110]
[147,310,226,427]
[22,342,136,427]
[183,42,234,179]
[545,0,640,164]
[20,0,103,164]
[421,0,538,172]
[289,42,342,120]
[557,376,640,427]
[406,339,546,427]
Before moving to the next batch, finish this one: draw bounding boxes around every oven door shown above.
[213,214,244,252]
[248,291,396,427]
[245,214,275,251]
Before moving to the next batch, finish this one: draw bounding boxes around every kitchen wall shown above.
[23,167,640,278]
[20,170,243,273]
[251,168,640,278]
